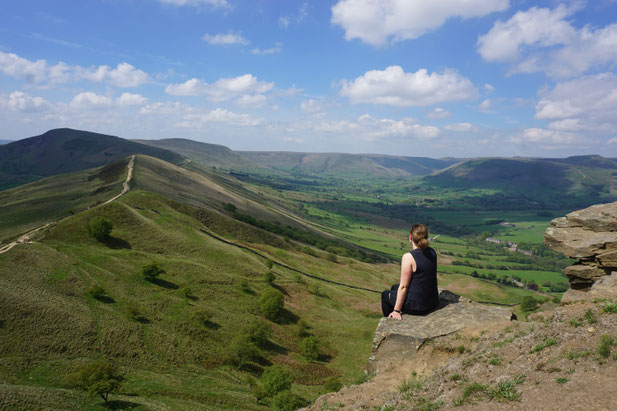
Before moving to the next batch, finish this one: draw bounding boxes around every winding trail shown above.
[0,155,136,255]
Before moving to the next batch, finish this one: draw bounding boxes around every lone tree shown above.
[88,217,112,241]
[140,261,164,282]
[520,296,539,312]
[300,336,320,362]
[260,365,292,397]
[228,333,260,370]
[65,360,121,407]
[259,288,284,321]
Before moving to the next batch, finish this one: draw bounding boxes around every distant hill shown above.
[239,151,460,177]
[0,128,183,189]
[0,140,13,145]
[134,138,264,171]
[424,155,617,207]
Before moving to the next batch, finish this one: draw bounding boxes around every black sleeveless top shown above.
[404,247,439,314]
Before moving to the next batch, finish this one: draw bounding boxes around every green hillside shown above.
[0,151,550,410]
[239,151,457,177]
[0,158,129,242]
[134,138,265,171]
[424,156,617,208]
[0,128,183,189]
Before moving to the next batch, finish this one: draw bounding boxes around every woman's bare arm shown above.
[389,252,416,319]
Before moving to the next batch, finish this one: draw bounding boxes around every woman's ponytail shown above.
[411,224,429,249]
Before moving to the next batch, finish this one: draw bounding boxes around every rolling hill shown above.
[134,138,265,171]
[0,140,12,145]
[238,151,460,177]
[424,156,617,207]
[0,128,183,189]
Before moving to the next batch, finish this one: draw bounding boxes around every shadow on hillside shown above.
[270,283,289,296]
[152,278,179,289]
[102,236,131,250]
[94,295,116,304]
[317,353,333,363]
[276,308,299,325]
[105,399,141,409]
[204,320,220,330]
[261,339,288,355]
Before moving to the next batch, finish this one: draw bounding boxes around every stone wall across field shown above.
[545,201,617,302]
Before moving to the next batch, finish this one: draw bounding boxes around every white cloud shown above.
[313,114,439,141]
[478,4,617,78]
[507,128,579,145]
[116,93,148,106]
[608,137,617,144]
[426,107,452,120]
[6,91,49,112]
[340,66,477,107]
[484,83,495,92]
[534,73,617,135]
[444,122,473,132]
[159,0,229,8]
[178,108,265,128]
[70,92,113,108]
[478,99,493,111]
[279,2,309,28]
[332,0,509,46]
[235,94,267,108]
[202,32,249,46]
[165,74,274,101]
[0,51,150,87]
[300,99,324,114]
[250,43,282,55]
[77,62,150,87]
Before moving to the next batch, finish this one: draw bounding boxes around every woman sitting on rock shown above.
[381,223,439,319]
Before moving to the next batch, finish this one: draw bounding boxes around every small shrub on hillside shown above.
[271,390,306,411]
[295,319,309,337]
[569,318,583,327]
[597,335,615,358]
[264,271,275,284]
[520,296,539,312]
[552,296,561,304]
[127,303,147,323]
[64,360,121,407]
[398,375,424,393]
[450,373,462,382]
[321,377,343,393]
[140,261,164,282]
[223,202,237,213]
[88,217,112,241]
[259,288,284,321]
[194,310,217,329]
[300,336,320,362]
[181,286,193,299]
[556,377,568,384]
[228,333,260,370]
[265,260,274,270]
[239,278,251,293]
[261,365,292,397]
[584,309,597,324]
[86,286,107,300]
[245,318,272,347]
[601,302,617,314]
[531,337,557,353]
[459,382,487,403]
[487,376,525,402]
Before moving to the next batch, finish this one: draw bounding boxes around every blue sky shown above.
[1,0,617,158]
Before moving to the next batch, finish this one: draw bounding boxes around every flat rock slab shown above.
[368,299,514,374]
[561,272,617,304]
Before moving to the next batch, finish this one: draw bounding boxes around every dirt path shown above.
[102,155,135,205]
[0,155,136,255]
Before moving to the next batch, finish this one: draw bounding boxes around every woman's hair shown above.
[410,224,429,249]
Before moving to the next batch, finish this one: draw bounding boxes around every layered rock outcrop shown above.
[368,289,514,374]
[545,201,617,301]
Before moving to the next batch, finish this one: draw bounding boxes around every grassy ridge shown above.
[0,158,129,242]
[0,190,386,409]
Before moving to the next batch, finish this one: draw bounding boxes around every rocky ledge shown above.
[545,201,617,299]
[368,290,514,374]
